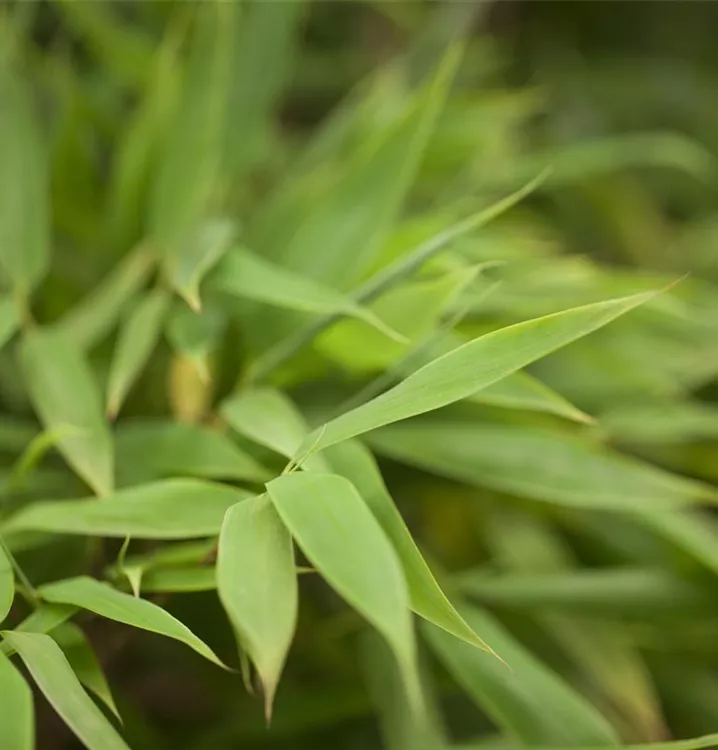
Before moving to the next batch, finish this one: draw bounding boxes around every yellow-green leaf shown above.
[0,649,34,750]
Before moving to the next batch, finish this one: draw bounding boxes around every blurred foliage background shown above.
[3,1,718,749]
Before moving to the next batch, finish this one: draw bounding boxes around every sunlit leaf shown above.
[0,650,34,750]
[423,604,619,746]
[40,576,224,667]
[324,439,488,650]
[20,327,114,496]
[2,631,129,750]
[302,292,656,454]
[267,472,422,711]
[217,495,298,717]
[106,288,170,417]
[0,541,13,623]
[5,479,250,539]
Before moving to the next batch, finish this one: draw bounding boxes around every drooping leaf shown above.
[324,439,488,650]
[40,576,224,667]
[0,59,49,296]
[56,246,155,350]
[20,327,114,496]
[5,479,250,539]
[267,472,421,711]
[106,288,170,417]
[211,246,405,342]
[301,292,656,455]
[367,419,714,510]
[423,604,619,746]
[115,419,269,485]
[217,495,298,717]
[0,540,13,623]
[2,631,129,750]
[0,649,34,750]
[150,1,234,309]
[52,622,119,719]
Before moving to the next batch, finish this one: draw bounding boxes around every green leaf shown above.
[211,246,405,342]
[141,566,217,594]
[0,60,49,296]
[324,440,488,650]
[224,0,305,179]
[368,419,712,510]
[2,631,129,750]
[20,327,114,496]
[453,735,718,750]
[165,301,226,382]
[423,604,619,746]
[150,2,234,308]
[0,650,34,750]
[221,387,327,470]
[267,472,421,711]
[5,479,250,539]
[52,622,119,719]
[217,495,298,718]
[107,289,170,417]
[40,576,224,667]
[301,292,656,454]
[263,45,461,289]
[0,295,20,352]
[115,419,269,485]
[0,540,13,623]
[56,246,156,350]
[455,568,716,618]
[601,400,718,444]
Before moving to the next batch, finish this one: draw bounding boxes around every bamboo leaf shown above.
[0,60,49,296]
[52,622,120,719]
[0,541,13,623]
[107,289,170,417]
[324,439,489,650]
[217,495,298,718]
[423,604,619,746]
[453,735,718,750]
[56,246,155,350]
[0,295,19,352]
[20,327,114,496]
[0,649,34,750]
[367,419,713,510]
[302,292,656,454]
[5,479,250,539]
[267,472,422,711]
[40,576,225,667]
[2,631,129,750]
[115,419,269,485]
[211,246,405,342]
[150,2,234,309]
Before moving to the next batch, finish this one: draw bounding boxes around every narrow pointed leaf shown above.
[20,327,114,496]
[5,479,250,539]
[115,420,269,485]
[141,566,216,594]
[454,735,718,750]
[0,295,20,353]
[367,419,714,510]
[301,292,656,454]
[0,62,49,295]
[217,495,298,717]
[2,631,129,750]
[423,605,619,746]
[57,246,155,349]
[107,289,170,417]
[212,246,404,342]
[150,2,233,308]
[267,472,421,711]
[324,439,488,650]
[0,650,34,750]
[0,541,13,623]
[52,622,119,719]
[40,576,224,667]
